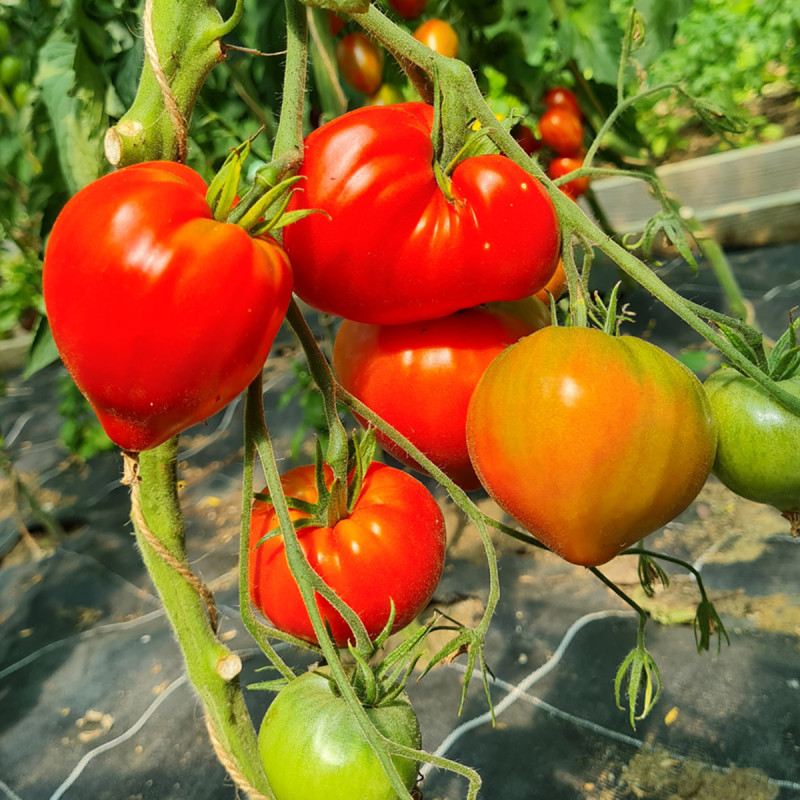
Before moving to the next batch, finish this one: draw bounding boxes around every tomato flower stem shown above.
[241,379,318,672]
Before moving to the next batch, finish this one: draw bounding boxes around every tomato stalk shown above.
[104,0,243,167]
[246,398,424,800]
[129,441,273,798]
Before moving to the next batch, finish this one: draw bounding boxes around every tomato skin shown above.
[283,103,561,325]
[333,305,545,490]
[388,0,428,19]
[336,32,384,96]
[512,122,541,156]
[43,162,292,452]
[543,86,581,118]
[249,462,446,646]
[704,369,800,514]
[548,154,590,198]
[538,107,584,156]
[466,328,718,566]
[259,669,421,800]
[413,19,458,58]
[534,259,566,304]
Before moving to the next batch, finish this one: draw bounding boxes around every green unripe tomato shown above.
[258,670,421,800]
[0,54,21,87]
[12,81,29,109]
[704,368,800,526]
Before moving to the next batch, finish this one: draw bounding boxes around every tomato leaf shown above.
[24,315,60,379]
[36,31,107,194]
[629,0,693,71]
[556,0,622,86]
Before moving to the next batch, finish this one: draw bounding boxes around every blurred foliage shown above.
[0,0,797,458]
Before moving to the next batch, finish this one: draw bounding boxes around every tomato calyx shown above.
[207,133,324,235]
[252,431,378,544]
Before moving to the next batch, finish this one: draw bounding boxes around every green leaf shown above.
[557,0,622,86]
[24,316,60,378]
[35,32,107,194]
[632,0,694,70]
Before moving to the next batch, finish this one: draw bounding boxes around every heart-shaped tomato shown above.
[283,103,560,325]
[43,161,293,452]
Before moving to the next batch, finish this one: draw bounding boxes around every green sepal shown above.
[206,136,252,222]
[614,643,662,730]
[693,596,730,655]
[251,207,330,237]
[637,551,670,598]
[767,316,800,381]
[247,676,293,693]
[237,175,306,234]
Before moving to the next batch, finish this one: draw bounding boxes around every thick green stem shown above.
[104,0,243,166]
[132,440,271,798]
[253,417,414,798]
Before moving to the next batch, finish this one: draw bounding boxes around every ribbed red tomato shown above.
[249,463,446,646]
[43,161,292,452]
[333,303,548,490]
[283,103,560,325]
[467,327,717,566]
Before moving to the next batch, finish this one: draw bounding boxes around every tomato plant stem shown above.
[131,440,272,797]
[251,412,417,799]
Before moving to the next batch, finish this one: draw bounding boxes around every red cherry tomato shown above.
[43,162,292,452]
[283,103,561,325]
[548,154,590,198]
[543,86,581,118]
[538,107,584,156]
[511,122,541,155]
[388,0,428,19]
[327,11,346,35]
[466,327,717,566]
[333,303,547,490]
[336,32,384,96]
[413,19,459,58]
[249,462,446,646]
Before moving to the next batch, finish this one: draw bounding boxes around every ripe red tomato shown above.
[259,669,421,800]
[538,107,584,155]
[543,86,581,118]
[548,154,590,198]
[511,122,541,155]
[249,462,446,646]
[466,327,718,566]
[388,0,428,19]
[328,11,346,35]
[336,32,384,96]
[43,161,292,452]
[283,103,561,325]
[333,303,547,490]
[412,19,459,58]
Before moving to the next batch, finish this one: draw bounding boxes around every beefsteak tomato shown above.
[259,669,421,800]
[466,327,717,566]
[704,368,800,529]
[249,462,446,646]
[333,302,547,490]
[43,161,293,452]
[282,103,561,325]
